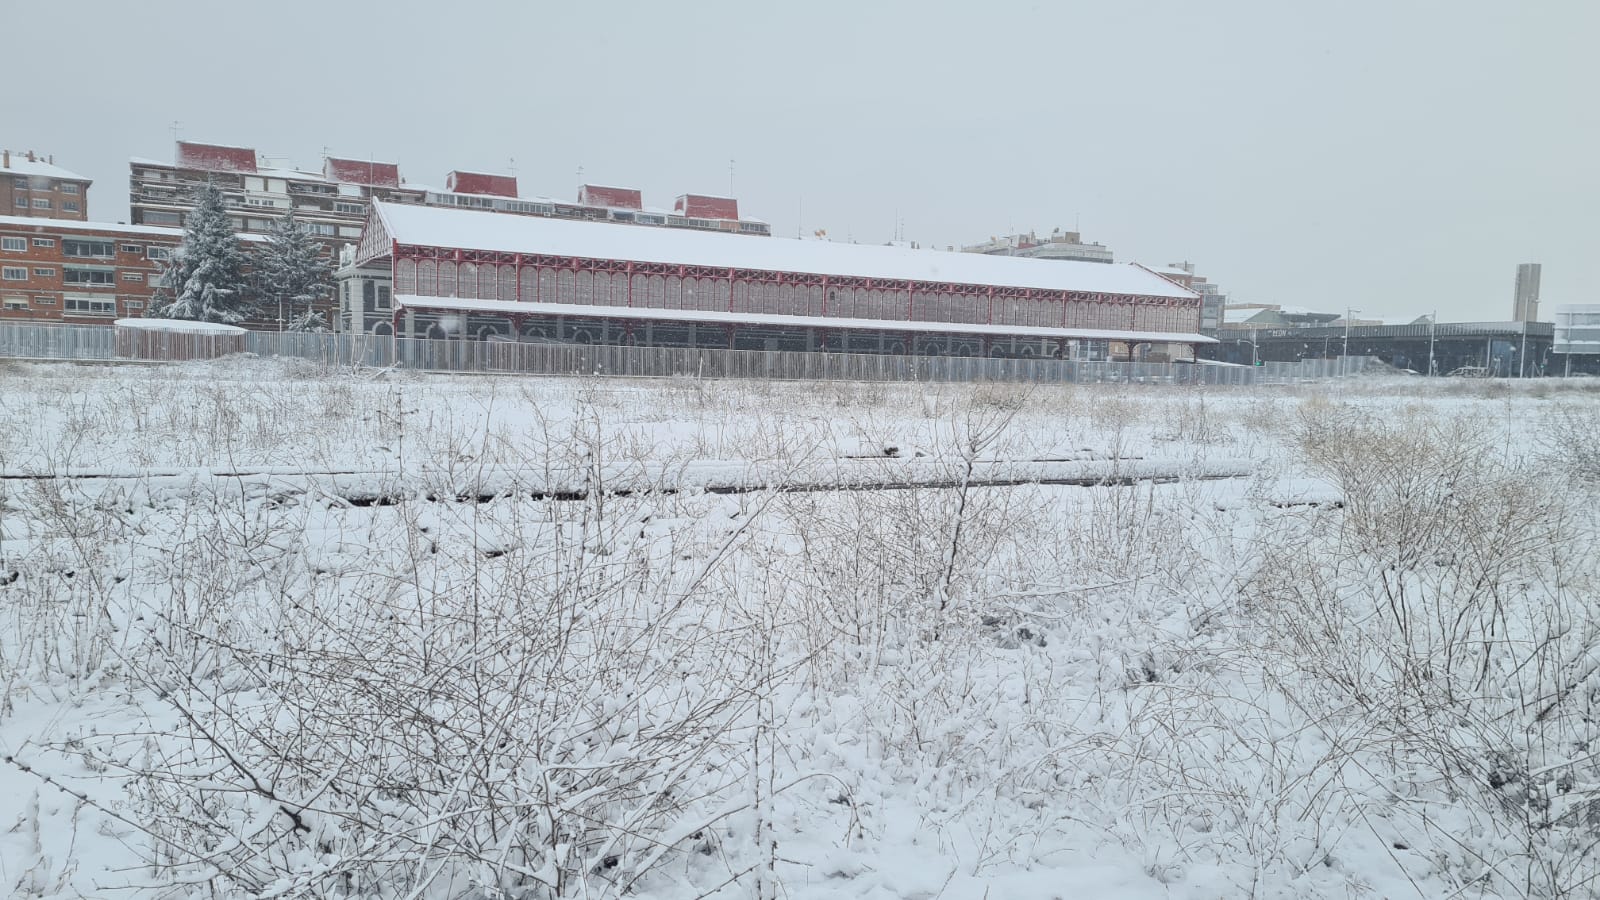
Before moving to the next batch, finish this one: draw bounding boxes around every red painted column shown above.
[627,262,635,307]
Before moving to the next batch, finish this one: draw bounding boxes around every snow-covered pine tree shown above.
[147,180,251,323]
[259,209,333,332]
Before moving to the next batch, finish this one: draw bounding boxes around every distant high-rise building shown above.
[1513,263,1542,322]
[961,229,1114,264]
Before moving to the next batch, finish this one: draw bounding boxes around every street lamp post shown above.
[1235,338,1255,366]
[1428,310,1437,376]
[1343,307,1362,377]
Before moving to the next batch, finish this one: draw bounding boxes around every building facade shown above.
[130,142,425,249]
[1,151,91,221]
[344,203,1207,361]
[132,141,774,252]
[0,217,181,322]
[1145,263,1227,332]
[962,230,1114,264]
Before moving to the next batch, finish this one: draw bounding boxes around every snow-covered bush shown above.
[1243,402,1600,896]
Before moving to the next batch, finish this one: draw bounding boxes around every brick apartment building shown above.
[0,216,266,325]
[1,150,92,222]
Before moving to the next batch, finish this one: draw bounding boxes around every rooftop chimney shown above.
[27,151,35,163]
[2,150,9,169]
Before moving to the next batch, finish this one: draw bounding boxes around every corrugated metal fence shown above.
[0,322,1379,385]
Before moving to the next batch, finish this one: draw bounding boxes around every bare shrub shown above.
[1247,402,1600,897]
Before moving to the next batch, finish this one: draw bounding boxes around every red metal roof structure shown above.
[445,170,518,198]
[325,157,401,188]
[175,141,258,174]
[675,194,739,220]
[577,184,643,210]
[354,202,1208,356]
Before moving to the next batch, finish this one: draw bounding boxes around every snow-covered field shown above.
[3,359,1600,899]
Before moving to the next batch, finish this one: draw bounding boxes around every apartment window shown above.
[1,237,24,251]
[124,300,144,310]
[63,267,115,286]
[121,272,144,282]
[142,211,181,226]
[334,201,364,215]
[13,197,25,208]
[33,295,54,305]
[64,295,116,315]
[377,285,391,309]
[33,199,51,210]
[146,246,172,261]
[120,244,142,254]
[62,239,116,258]
[60,184,80,195]
[34,267,55,277]
[2,267,27,281]
[3,297,26,310]
[63,201,80,213]
[32,238,54,248]
[301,222,337,237]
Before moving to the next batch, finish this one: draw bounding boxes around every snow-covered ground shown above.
[3,359,1600,899]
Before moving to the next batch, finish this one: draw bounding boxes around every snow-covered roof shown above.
[1145,265,1193,277]
[1222,307,1277,325]
[0,215,268,242]
[394,295,1216,344]
[373,203,1199,300]
[1,155,90,183]
[0,215,183,238]
[256,166,329,183]
[114,318,248,334]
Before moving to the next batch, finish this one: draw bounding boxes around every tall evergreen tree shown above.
[260,209,333,332]
[148,181,250,323]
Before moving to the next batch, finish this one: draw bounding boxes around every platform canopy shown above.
[393,295,1217,345]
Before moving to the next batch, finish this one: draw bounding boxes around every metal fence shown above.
[0,322,1380,386]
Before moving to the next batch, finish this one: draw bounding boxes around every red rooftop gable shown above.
[446,170,518,198]
[176,141,258,174]
[577,184,643,210]
[675,194,739,220]
[325,157,401,188]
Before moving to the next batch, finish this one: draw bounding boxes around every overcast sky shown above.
[5,0,1595,321]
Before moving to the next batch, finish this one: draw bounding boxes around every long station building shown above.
[345,202,1209,361]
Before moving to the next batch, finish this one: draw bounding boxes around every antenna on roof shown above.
[508,156,517,174]
[729,158,735,198]
[169,120,182,144]
[576,164,584,188]
[797,196,803,239]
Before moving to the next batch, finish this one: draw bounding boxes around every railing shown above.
[0,321,1382,386]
